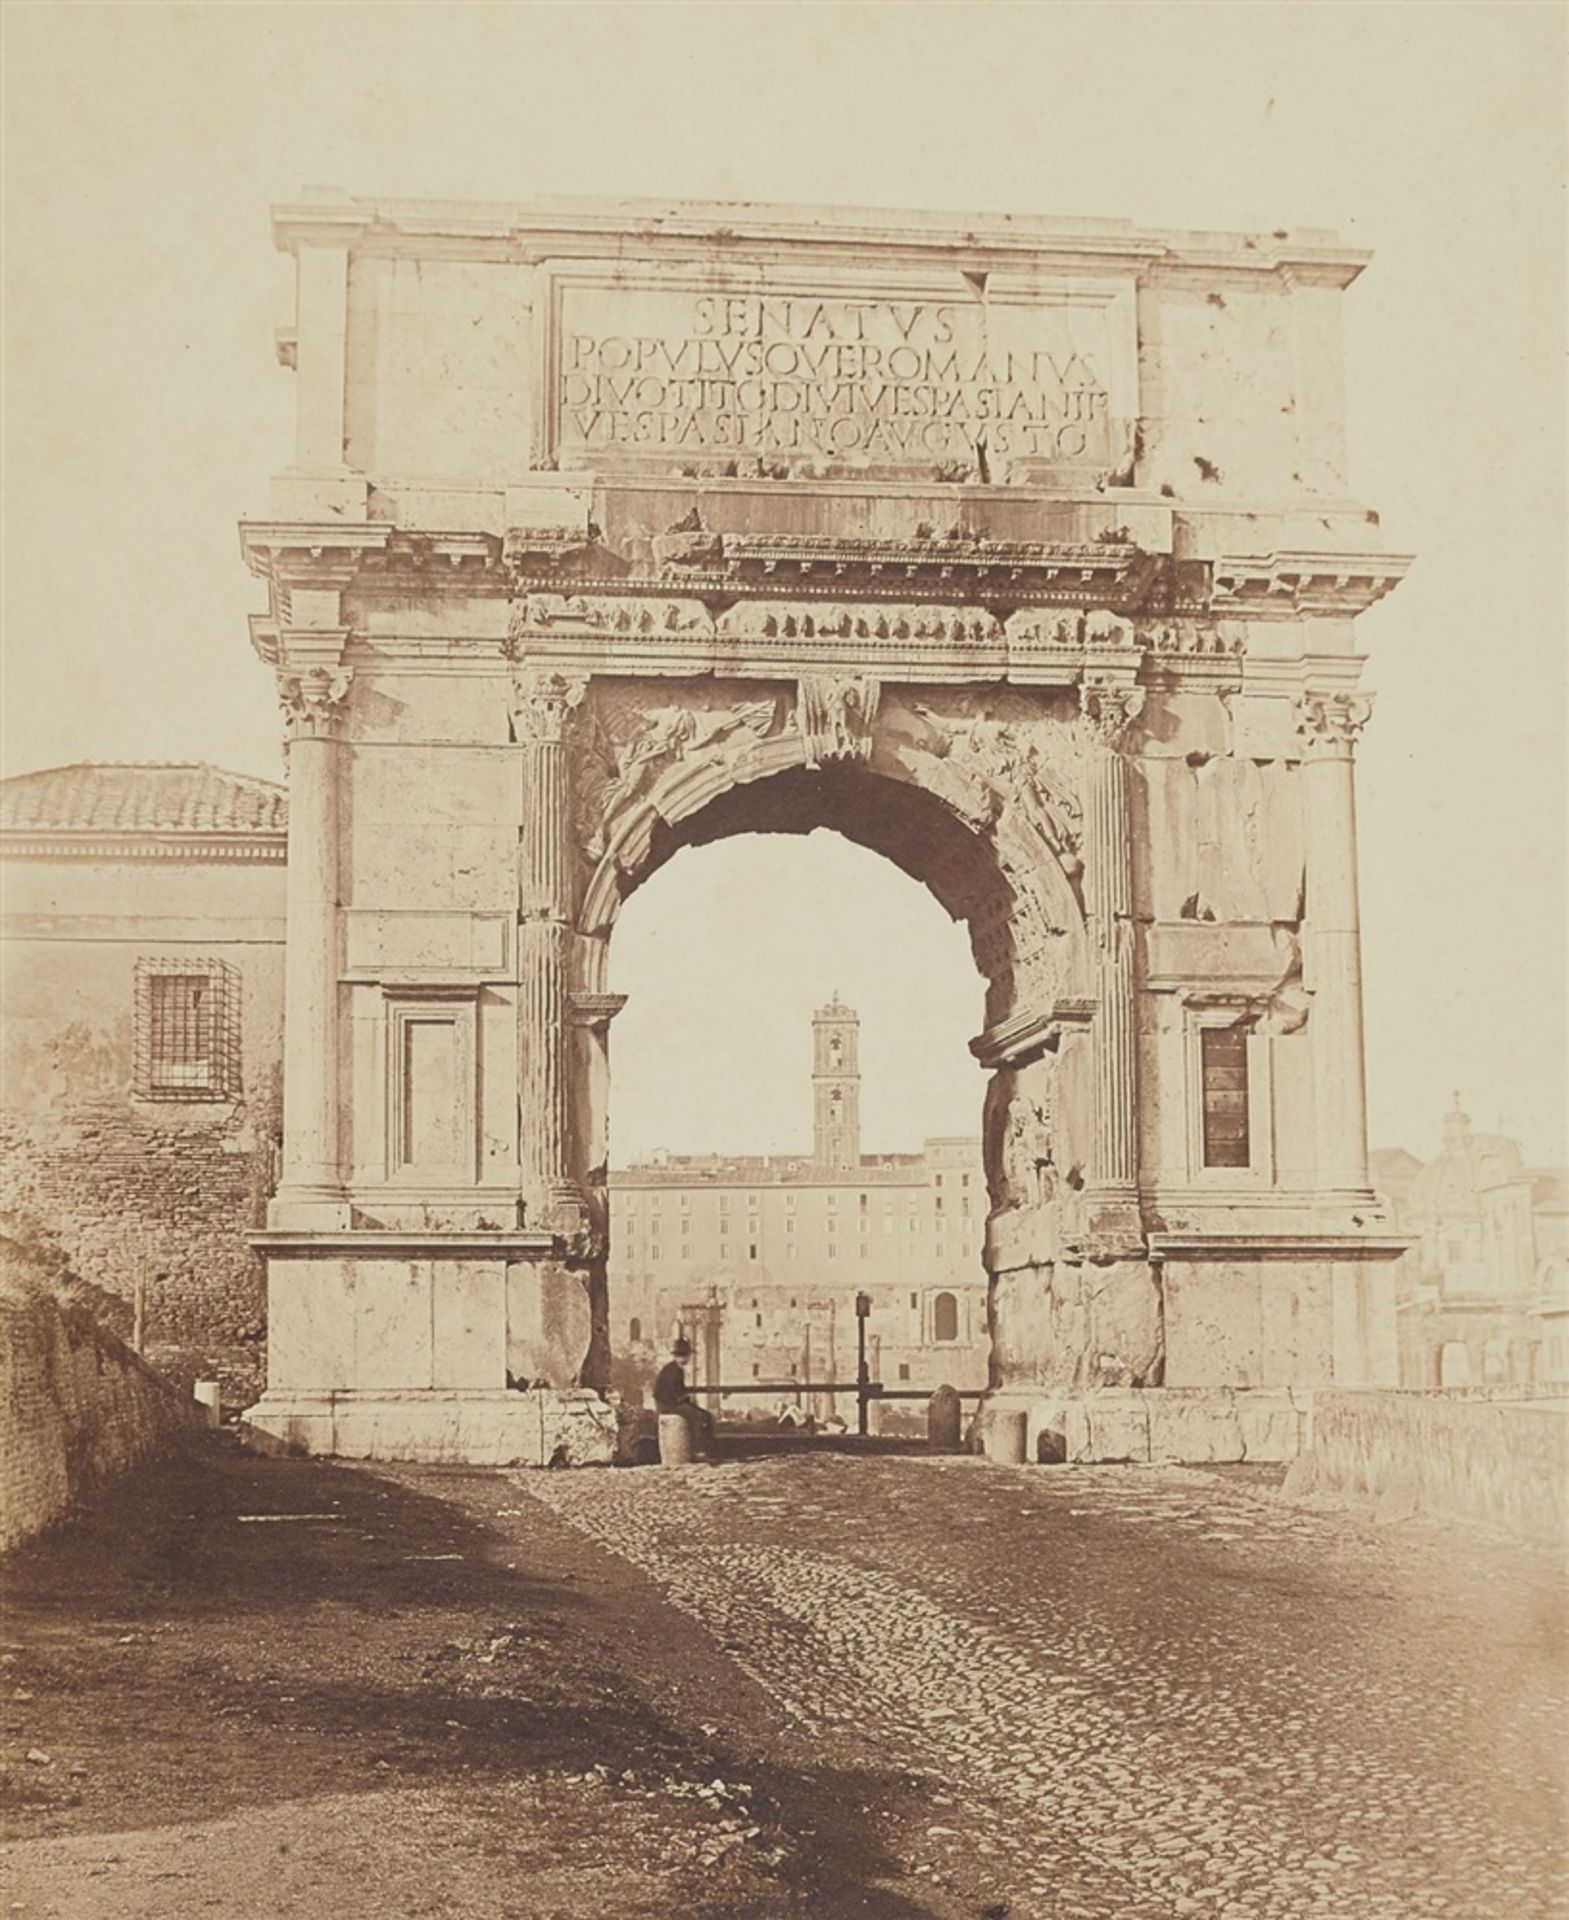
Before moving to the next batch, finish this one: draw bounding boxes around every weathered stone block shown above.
[352,1262,434,1391]
[989,1260,1162,1393]
[506,1258,593,1389]
[1233,1390,1308,1461]
[1144,1393,1243,1463]
[241,1387,617,1466]
[1067,1390,1153,1463]
[432,1263,506,1389]
[1309,1392,1569,1546]
[1166,1264,1262,1387]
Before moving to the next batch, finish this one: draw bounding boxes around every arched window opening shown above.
[933,1291,959,1343]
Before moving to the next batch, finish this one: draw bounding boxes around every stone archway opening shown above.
[577,739,1098,1427]
[598,811,995,1432]
[612,762,1023,1024]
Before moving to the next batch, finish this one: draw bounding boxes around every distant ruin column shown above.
[513,669,587,1229]
[276,665,351,1212]
[1080,678,1146,1207]
[1297,691,1374,1197]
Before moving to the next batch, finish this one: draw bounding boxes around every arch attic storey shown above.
[241,193,1410,1464]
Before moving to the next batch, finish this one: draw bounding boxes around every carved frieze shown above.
[903,694,1084,862]
[718,602,1004,647]
[575,685,786,854]
[1136,619,1247,658]
[512,594,714,644]
[504,590,1250,686]
[1002,1088,1057,1213]
[1009,608,1136,653]
[797,676,880,768]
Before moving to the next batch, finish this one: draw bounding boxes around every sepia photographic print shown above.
[1,5,1565,1916]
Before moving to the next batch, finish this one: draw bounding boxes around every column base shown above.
[240,1388,618,1466]
[267,1191,352,1230]
[1075,1187,1144,1254]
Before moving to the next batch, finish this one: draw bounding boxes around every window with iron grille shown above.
[134,958,240,1101]
[1201,1025,1251,1168]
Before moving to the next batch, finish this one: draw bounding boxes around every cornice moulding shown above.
[1146,1231,1411,1261]
[240,520,394,577]
[270,195,1368,286]
[0,831,287,864]
[567,992,630,1029]
[1213,550,1413,618]
[251,1230,557,1258]
[970,997,1095,1069]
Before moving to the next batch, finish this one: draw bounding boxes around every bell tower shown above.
[812,994,861,1169]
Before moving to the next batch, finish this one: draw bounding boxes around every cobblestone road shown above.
[527,1452,1567,1920]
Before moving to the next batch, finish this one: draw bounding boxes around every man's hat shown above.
[671,1337,692,1358]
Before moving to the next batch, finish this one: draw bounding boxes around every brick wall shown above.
[0,1286,204,1552]
[0,1094,277,1405]
[0,893,286,1404]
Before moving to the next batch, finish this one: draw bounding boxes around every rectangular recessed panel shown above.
[402,1017,459,1169]
[1201,1025,1251,1169]
[550,269,1135,479]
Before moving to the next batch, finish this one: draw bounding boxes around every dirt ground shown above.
[0,1435,992,1919]
[2,1432,1564,1919]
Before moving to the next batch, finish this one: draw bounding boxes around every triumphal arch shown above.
[241,193,1410,1464]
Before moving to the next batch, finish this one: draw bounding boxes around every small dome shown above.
[1407,1094,1525,1218]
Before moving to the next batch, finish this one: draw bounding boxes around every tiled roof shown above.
[0,764,287,837]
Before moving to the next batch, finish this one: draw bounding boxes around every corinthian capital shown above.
[510,667,588,744]
[1079,675,1145,746]
[279,667,352,739]
[1295,691,1373,756]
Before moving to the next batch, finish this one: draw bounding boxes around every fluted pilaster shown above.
[1080,678,1144,1203]
[513,670,586,1224]
[274,665,351,1214]
[1296,691,1374,1197]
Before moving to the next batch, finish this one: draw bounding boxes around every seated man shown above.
[651,1338,715,1457]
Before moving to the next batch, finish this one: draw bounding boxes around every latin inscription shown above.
[555,287,1116,468]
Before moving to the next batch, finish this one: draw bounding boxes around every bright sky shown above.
[4,3,1565,1167]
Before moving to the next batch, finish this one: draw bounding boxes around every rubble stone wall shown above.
[0,1101,275,1403]
[1309,1390,1569,1547]
[0,1290,204,1551]
[0,858,285,1401]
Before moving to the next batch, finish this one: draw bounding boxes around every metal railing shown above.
[684,1293,985,1436]
[691,1376,986,1435]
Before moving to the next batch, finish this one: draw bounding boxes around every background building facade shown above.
[0,764,287,1396]
[610,999,988,1429]
[1373,1101,1569,1388]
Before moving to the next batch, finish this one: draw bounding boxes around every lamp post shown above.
[855,1291,873,1436]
